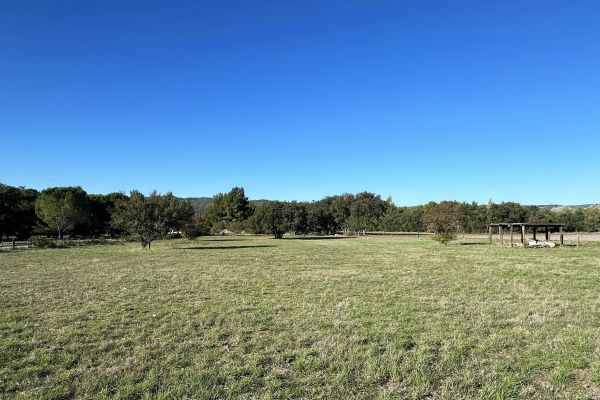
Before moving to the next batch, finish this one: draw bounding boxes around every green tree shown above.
[111,191,194,249]
[35,187,89,239]
[550,207,586,232]
[307,200,337,235]
[345,192,387,235]
[583,206,600,232]
[204,187,253,233]
[204,193,227,233]
[250,201,287,238]
[0,184,38,240]
[71,193,126,238]
[328,194,354,235]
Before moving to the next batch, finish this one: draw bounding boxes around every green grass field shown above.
[1,235,599,399]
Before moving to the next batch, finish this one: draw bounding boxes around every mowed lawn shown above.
[1,236,600,399]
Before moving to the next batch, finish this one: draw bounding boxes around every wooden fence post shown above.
[510,225,514,247]
[559,226,564,247]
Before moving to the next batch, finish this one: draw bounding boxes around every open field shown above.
[1,236,600,399]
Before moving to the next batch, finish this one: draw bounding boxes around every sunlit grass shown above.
[1,235,599,399]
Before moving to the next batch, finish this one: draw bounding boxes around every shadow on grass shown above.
[283,236,355,240]
[179,245,276,250]
[460,242,489,246]
[199,238,246,242]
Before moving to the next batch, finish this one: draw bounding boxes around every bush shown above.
[29,236,57,249]
[424,202,460,244]
[431,232,457,244]
[182,216,211,239]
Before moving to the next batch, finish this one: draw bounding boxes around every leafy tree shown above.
[111,191,194,249]
[583,206,600,232]
[345,192,387,235]
[550,207,586,232]
[487,202,529,224]
[380,206,405,232]
[307,200,337,235]
[328,194,354,235]
[424,201,460,244]
[0,184,38,240]
[35,187,89,239]
[250,201,287,238]
[284,202,308,235]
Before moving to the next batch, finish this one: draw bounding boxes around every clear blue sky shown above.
[1,1,599,205]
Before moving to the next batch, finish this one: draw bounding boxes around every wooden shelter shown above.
[488,223,565,247]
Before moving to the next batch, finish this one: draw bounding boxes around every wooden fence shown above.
[0,240,32,251]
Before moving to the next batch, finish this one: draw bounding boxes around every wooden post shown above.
[499,225,504,247]
[488,226,492,245]
[545,227,549,241]
[12,239,16,250]
[510,225,514,247]
[577,234,580,247]
[521,225,526,245]
[533,227,537,241]
[559,226,564,247]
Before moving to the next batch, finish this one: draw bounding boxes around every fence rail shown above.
[0,240,32,250]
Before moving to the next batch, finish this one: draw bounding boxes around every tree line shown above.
[2,183,600,246]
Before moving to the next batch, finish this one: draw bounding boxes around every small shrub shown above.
[431,232,457,244]
[424,202,460,245]
[29,236,57,249]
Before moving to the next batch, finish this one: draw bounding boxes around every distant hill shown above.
[184,197,270,214]
[184,197,213,214]
[536,204,596,210]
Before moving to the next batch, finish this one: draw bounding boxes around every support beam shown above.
[545,227,549,241]
[521,225,526,244]
[499,225,504,247]
[533,227,537,241]
[510,225,514,247]
[488,226,492,245]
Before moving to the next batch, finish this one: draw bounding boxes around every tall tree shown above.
[328,194,354,235]
[71,193,125,238]
[35,187,89,239]
[204,187,253,233]
[224,187,253,222]
[345,192,387,235]
[0,184,38,240]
